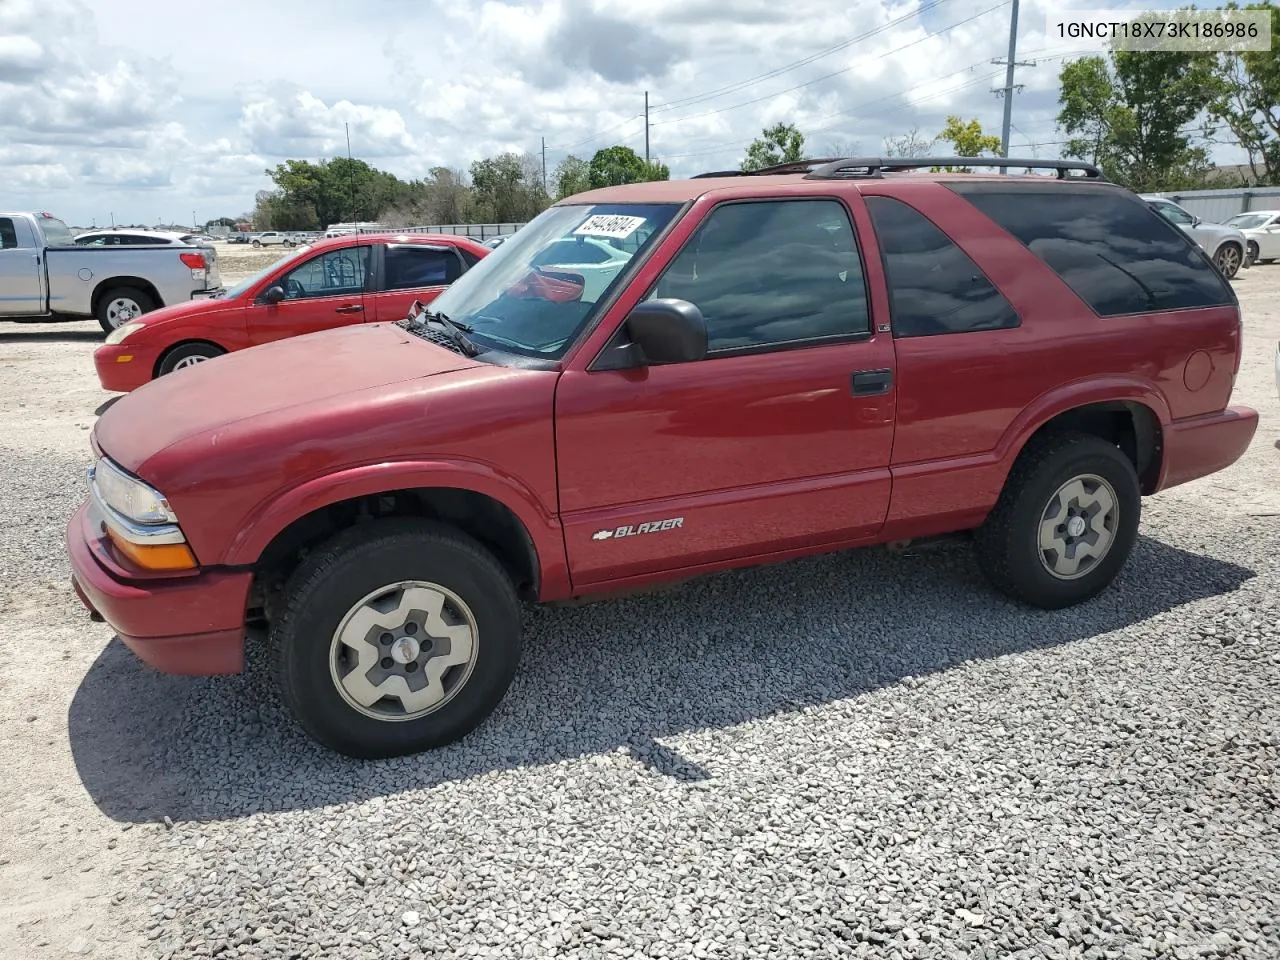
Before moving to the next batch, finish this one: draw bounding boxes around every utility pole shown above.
[991,0,1036,171]
[541,136,547,193]
[345,122,355,220]
[644,91,650,163]
[193,210,197,231]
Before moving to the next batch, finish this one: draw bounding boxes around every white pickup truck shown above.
[0,211,223,333]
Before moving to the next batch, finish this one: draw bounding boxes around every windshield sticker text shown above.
[574,214,647,240]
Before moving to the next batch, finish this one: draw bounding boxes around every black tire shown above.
[1214,242,1243,279]
[1247,241,1260,265]
[269,518,522,759]
[252,239,262,247]
[156,341,224,376]
[974,432,1141,610]
[96,286,156,333]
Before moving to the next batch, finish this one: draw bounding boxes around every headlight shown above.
[105,321,145,346]
[91,457,175,525]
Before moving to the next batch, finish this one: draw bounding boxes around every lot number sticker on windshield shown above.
[573,214,647,239]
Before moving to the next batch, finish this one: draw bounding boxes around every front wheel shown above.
[156,342,224,376]
[1247,241,1260,266]
[270,518,523,759]
[252,240,262,247]
[1215,242,1243,279]
[974,432,1141,609]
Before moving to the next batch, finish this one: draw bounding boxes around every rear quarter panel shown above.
[860,180,1240,537]
[44,246,208,314]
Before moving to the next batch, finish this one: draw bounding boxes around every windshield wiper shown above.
[399,300,480,357]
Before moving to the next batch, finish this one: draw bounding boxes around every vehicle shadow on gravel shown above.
[67,532,1253,824]
[0,328,101,344]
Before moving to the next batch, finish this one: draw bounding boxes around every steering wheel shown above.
[283,277,306,299]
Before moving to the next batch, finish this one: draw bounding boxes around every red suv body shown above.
[67,158,1259,759]
[93,232,489,392]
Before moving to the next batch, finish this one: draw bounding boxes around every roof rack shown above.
[801,156,1105,181]
[690,157,848,179]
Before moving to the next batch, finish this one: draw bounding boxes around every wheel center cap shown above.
[1066,516,1087,537]
[390,636,420,664]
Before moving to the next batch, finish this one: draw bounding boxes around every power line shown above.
[648,0,964,114]
[650,0,1012,130]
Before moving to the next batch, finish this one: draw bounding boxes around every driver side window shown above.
[1154,202,1194,225]
[281,246,371,299]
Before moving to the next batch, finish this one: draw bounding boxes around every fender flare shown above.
[221,459,567,588]
[993,376,1171,477]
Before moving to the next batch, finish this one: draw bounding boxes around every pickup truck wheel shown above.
[96,286,155,333]
[269,518,522,759]
[974,432,1140,610]
[157,342,224,376]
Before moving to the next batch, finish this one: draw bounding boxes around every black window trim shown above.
[595,195,877,367]
[862,193,1022,340]
[274,242,374,301]
[944,180,1238,319]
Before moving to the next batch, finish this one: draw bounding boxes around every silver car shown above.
[1139,195,1250,279]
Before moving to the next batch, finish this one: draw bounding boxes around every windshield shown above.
[221,244,312,298]
[425,202,682,359]
[1228,213,1272,230]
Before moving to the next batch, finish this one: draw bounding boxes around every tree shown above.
[1056,39,1218,191]
[554,155,592,199]
[741,122,807,171]
[258,157,412,227]
[884,127,937,157]
[588,145,651,187]
[642,159,670,181]
[928,117,1003,173]
[823,138,860,159]
[1207,2,1280,184]
[468,152,551,222]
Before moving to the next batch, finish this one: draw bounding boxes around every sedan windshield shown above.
[1228,213,1272,230]
[221,244,312,298]
[425,202,681,359]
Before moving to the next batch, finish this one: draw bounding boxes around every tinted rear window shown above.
[947,184,1235,316]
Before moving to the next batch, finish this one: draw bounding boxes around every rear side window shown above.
[864,195,1019,337]
[949,185,1235,316]
[383,246,462,290]
[0,218,18,249]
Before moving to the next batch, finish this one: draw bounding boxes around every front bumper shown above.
[66,501,251,675]
[94,342,160,392]
[1159,405,1259,491]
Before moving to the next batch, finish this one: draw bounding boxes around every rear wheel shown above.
[96,286,155,333]
[270,518,523,759]
[156,342,224,376]
[1214,242,1243,279]
[1247,241,1260,265]
[974,432,1141,609]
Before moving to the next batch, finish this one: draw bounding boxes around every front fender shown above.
[221,458,571,598]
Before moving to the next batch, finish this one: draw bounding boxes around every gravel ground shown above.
[0,261,1277,960]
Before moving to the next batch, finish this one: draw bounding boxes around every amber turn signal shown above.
[106,529,197,572]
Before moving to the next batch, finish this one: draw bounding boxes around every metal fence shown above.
[359,222,527,240]
[1148,186,1280,223]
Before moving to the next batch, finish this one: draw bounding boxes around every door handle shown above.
[851,369,893,396]
[334,304,364,314]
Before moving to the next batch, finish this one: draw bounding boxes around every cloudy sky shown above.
[0,0,1239,227]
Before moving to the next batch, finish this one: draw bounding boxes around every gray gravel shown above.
[65,496,1279,960]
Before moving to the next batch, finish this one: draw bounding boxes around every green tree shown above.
[468,152,550,222]
[260,157,412,227]
[588,145,651,187]
[1207,2,1280,184]
[642,159,670,181]
[741,122,806,171]
[554,155,592,199]
[1056,36,1218,191]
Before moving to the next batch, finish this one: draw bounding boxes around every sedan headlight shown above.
[105,321,145,346]
[92,457,175,524]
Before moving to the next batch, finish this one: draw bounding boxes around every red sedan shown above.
[94,232,489,392]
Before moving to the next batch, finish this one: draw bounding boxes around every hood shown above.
[95,323,478,472]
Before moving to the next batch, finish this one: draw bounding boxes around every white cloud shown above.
[0,0,1244,225]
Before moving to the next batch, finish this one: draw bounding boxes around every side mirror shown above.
[1191,215,1202,226]
[260,285,285,305]
[625,298,707,365]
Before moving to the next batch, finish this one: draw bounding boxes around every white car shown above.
[251,231,298,247]
[1225,210,1280,266]
[1139,195,1250,279]
[74,229,201,246]
[528,236,633,301]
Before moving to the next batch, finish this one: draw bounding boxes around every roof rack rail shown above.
[691,157,847,179]
[801,156,1106,181]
